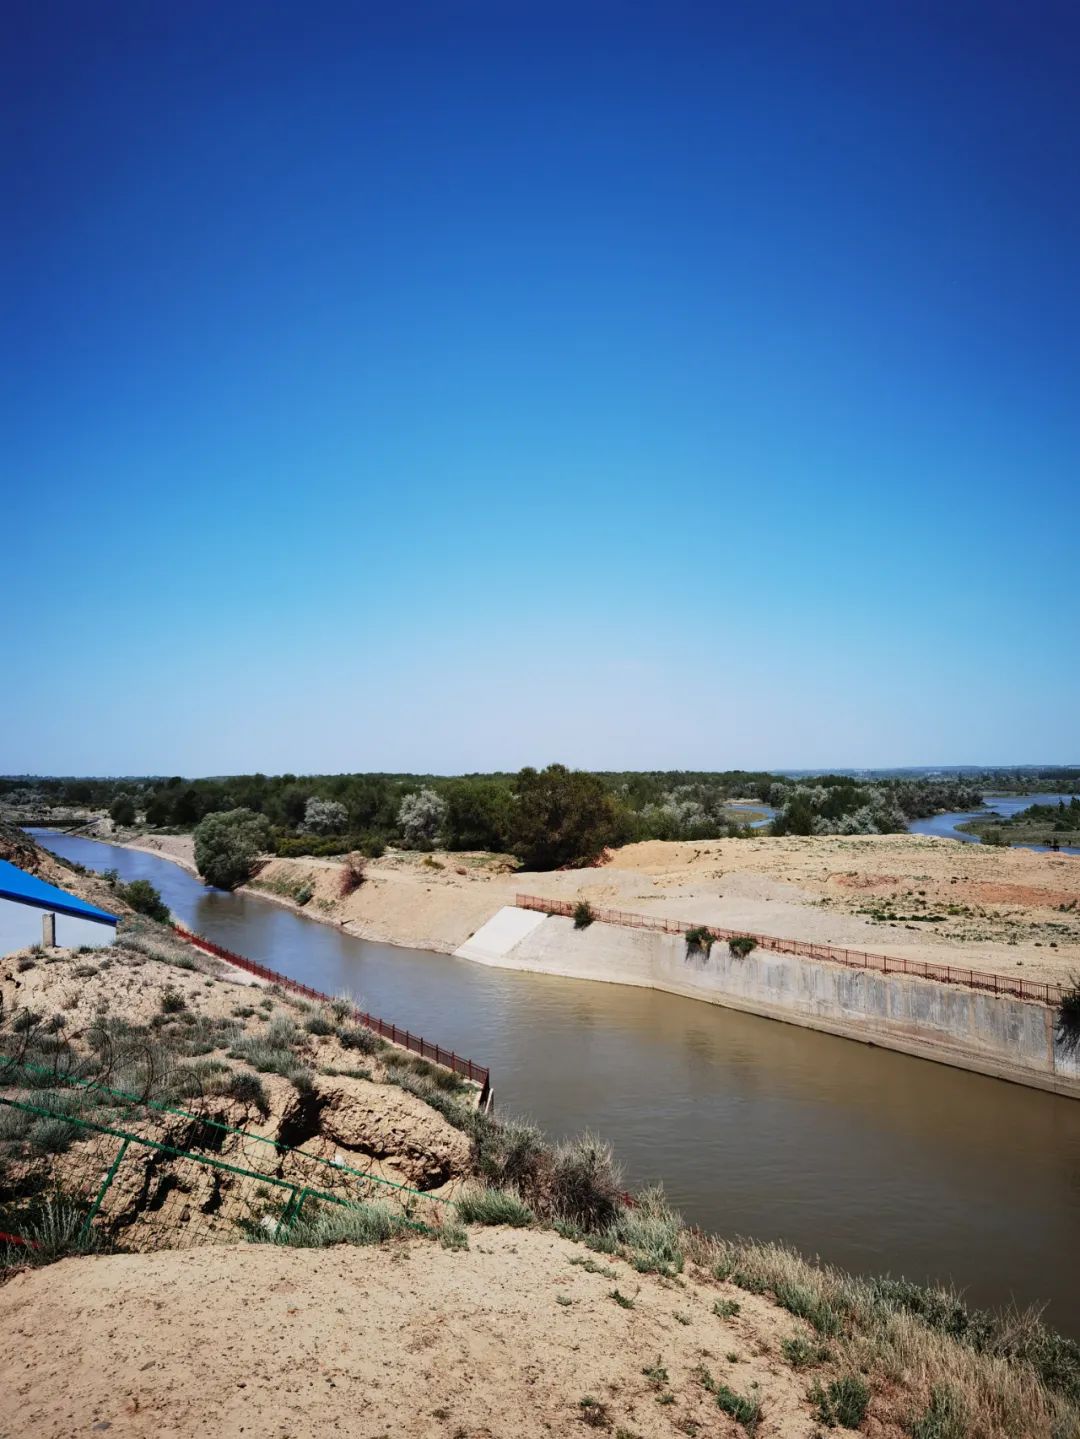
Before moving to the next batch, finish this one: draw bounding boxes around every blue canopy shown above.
[0,860,118,926]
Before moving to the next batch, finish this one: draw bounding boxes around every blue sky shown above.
[3,1,1077,775]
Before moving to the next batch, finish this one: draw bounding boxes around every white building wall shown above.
[0,897,116,956]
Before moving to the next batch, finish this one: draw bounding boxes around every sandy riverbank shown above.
[246,835,1080,986]
[93,828,1080,985]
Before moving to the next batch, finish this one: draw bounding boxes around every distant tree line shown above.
[4,767,1074,881]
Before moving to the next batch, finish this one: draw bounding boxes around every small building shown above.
[0,859,118,955]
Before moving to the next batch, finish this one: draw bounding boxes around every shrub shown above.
[811,1375,870,1429]
[685,926,714,954]
[222,1070,270,1116]
[456,1185,534,1227]
[28,1117,80,1155]
[573,900,595,929]
[193,808,272,890]
[11,1009,40,1033]
[0,1106,32,1141]
[304,1013,335,1037]
[548,1133,623,1230]
[109,793,136,826]
[339,854,367,898]
[0,1195,100,1269]
[728,935,757,959]
[116,879,170,923]
[1056,978,1080,1056]
[337,1023,382,1054]
[160,989,186,1015]
[475,1118,547,1197]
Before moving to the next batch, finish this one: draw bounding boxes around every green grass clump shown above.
[0,1195,101,1271]
[228,1038,298,1076]
[713,1298,740,1318]
[578,1395,611,1428]
[159,989,186,1015]
[909,1385,967,1439]
[711,1381,760,1433]
[774,1279,844,1336]
[216,1069,270,1116]
[27,1116,80,1155]
[303,1013,335,1037]
[573,900,595,929]
[811,1375,870,1429]
[780,1334,830,1369]
[607,1185,683,1276]
[456,1185,534,1227]
[609,1288,635,1309]
[267,1201,403,1249]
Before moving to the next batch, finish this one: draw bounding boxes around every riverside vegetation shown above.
[1,836,1079,1435]
[10,765,1078,891]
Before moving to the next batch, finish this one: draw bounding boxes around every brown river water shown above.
[33,830,1080,1336]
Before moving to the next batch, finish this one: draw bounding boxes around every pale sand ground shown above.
[246,836,1080,985]
[107,830,1080,984]
[0,1230,827,1439]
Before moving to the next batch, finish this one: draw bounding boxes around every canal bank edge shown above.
[456,907,1080,1099]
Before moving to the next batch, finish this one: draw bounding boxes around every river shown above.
[30,828,1080,1336]
[908,792,1080,855]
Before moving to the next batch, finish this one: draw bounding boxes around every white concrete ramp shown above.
[454,906,548,964]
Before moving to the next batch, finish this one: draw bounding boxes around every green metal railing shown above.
[0,1064,450,1255]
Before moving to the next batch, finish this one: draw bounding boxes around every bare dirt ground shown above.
[248,835,1080,985]
[0,1229,840,1439]
[122,831,199,874]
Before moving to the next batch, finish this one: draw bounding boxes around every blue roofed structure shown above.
[0,858,118,956]
[0,860,118,926]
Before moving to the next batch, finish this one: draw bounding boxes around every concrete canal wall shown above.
[456,908,1080,1098]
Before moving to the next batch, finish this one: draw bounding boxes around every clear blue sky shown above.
[4,1,1077,775]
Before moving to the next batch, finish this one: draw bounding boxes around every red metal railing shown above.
[171,924,491,1100]
[515,895,1066,1007]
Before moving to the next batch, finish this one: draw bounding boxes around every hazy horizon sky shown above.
[4,2,1078,776]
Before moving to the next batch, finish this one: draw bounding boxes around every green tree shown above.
[193,808,273,889]
[117,879,171,923]
[508,764,620,871]
[443,778,512,851]
[109,794,136,827]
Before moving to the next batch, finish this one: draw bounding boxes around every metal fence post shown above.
[82,1136,130,1238]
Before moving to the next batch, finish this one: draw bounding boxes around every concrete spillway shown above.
[456,907,1080,1098]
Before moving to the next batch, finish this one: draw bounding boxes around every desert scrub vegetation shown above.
[689,1233,1080,1437]
[257,1199,406,1249]
[811,1374,870,1428]
[456,1184,534,1227]
[684,926,714,954]
[573,899,595,929]
[727,934,757,959]
[1055,977,1080,1056]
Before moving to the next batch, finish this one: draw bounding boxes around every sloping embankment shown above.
[456,908,1080,1098]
